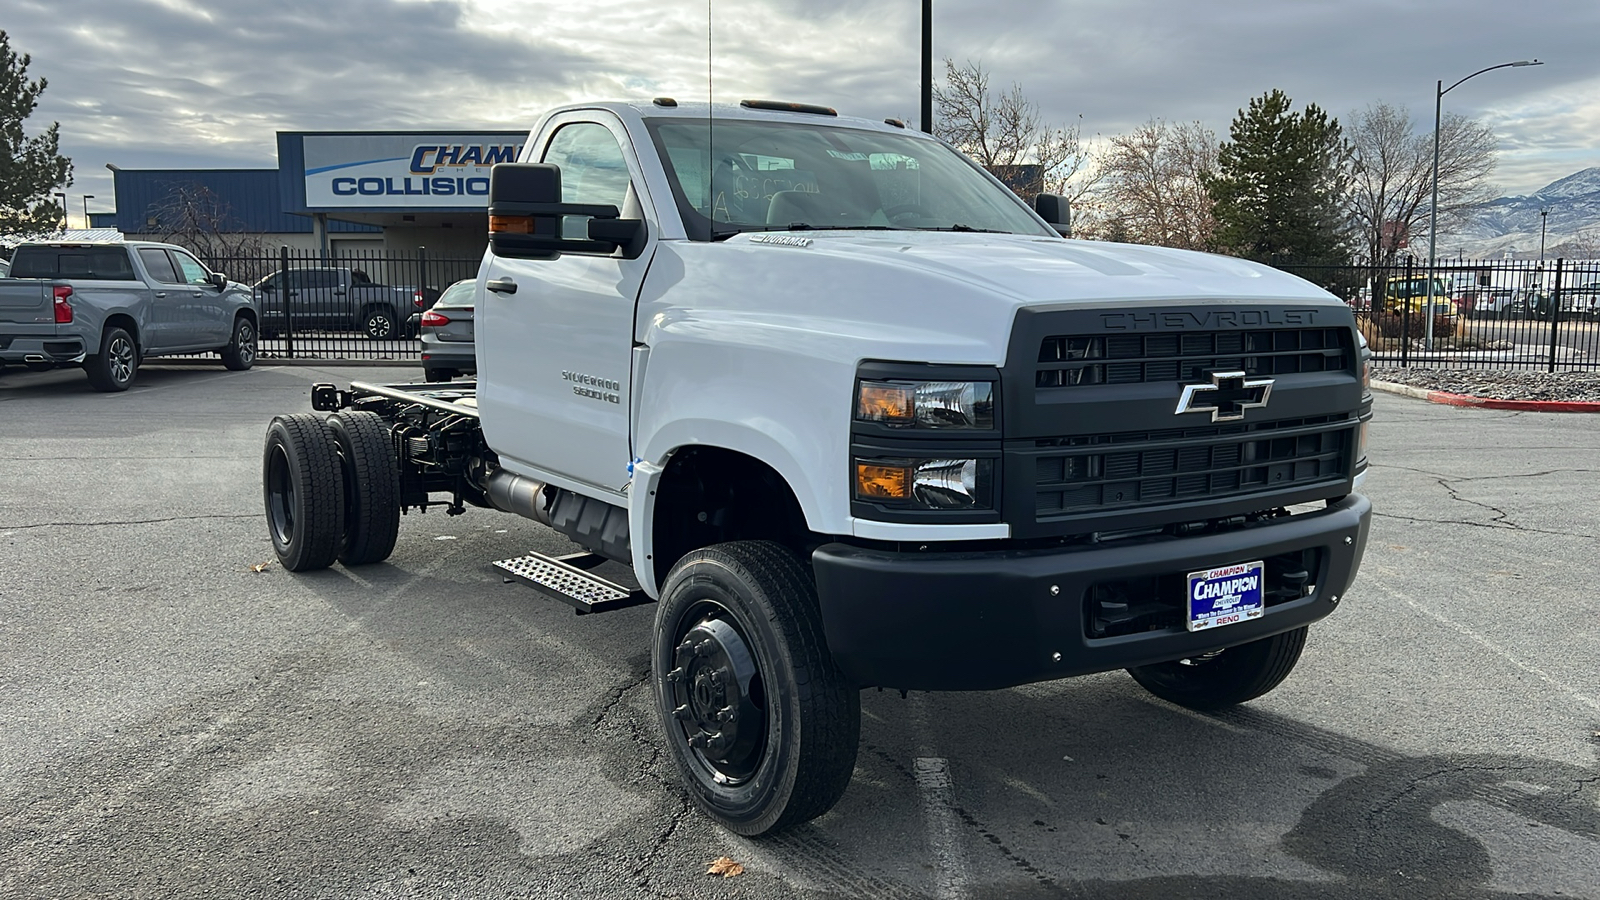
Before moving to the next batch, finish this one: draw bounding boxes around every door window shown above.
[137,248,181,284]
[542,122,634,239]
[171,250,211,286]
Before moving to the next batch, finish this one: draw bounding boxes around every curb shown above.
[1370,379,1600,413]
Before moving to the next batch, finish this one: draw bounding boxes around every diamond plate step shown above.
[493,550,652,615]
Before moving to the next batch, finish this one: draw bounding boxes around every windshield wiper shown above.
[943,223,1008,234]
[779,224,898,232]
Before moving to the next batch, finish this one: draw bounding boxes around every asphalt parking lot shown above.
[2,362,1598,899]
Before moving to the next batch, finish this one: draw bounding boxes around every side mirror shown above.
[488,163,647,260]
[1034,194,1071,237]
[207,271,228,290]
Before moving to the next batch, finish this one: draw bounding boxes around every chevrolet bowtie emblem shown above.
[1175,370,1274,422]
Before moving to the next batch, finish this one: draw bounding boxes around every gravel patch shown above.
[1372,367,1600,402]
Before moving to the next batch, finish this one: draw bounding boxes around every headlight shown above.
[1357,420,1370,467]
[854,457,994,510]
[856,380,995,430]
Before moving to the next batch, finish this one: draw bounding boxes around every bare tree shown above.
[1346,102,1497,267]
[147,181,268,271]
[1089,119,1218,250]
[1549,228,1600,261]
[934,59,1098,205]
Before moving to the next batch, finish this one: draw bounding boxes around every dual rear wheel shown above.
[262,411,399,571]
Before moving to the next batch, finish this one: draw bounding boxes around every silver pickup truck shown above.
[0,240,258,391]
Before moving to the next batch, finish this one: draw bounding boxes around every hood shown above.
[728,230,1335,307]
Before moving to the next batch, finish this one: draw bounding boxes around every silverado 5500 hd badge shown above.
[562,370,620,404]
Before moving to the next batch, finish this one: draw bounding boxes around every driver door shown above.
[477,113,657,494]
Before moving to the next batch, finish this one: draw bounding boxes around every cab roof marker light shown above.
[653,97,678,107]
[739,99,838,117]
[884,118,907,128]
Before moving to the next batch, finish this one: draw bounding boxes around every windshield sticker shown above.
[826,150,870,161]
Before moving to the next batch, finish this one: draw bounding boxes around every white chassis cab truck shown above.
[261,99,1372,836]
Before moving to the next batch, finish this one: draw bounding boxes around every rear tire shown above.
[1127,626,1308,711]
[423,368,452,383]
[263,414,344,571]
[326,411,401,566]
[85,326,138,392]
[363,307,397,340]
[653,541,860,837]
[221,316,257,370]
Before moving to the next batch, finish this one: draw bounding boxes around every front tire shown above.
[653,541,859,837]
[85,326,138,392]
[221,316,257,370]
[1127,626,1308,711]
[263,414,344,571]
[326,411,401,566]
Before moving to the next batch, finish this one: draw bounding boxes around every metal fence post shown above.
[1547,257,1565,374]
[1399,257,1412,368]
[279,245,295,359]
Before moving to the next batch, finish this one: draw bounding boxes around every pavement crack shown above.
[592,666,652,729]
[6,514,258,531]
[1434,475,1518,529]
[1372,511,1597,540]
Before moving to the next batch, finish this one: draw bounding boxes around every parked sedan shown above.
[418,280,475,382]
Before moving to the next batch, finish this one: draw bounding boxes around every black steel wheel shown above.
[326,411,401,566]
[221,315,257,370]
[363,307,397,340]
[1127,626,1309,711]
[262,413,344,571]
[653,541,859,837]
[85,326,138,392]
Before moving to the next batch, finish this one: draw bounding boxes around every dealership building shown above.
[106,130,527,258]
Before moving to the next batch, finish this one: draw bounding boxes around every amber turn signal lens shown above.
[855,462,911,500]
[489,215,533,234]
[857,383,914,423]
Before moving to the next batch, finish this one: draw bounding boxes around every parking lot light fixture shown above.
[1426,59,1544,350]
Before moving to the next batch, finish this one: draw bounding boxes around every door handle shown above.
[486,277,517,295]
[155,292,167,298]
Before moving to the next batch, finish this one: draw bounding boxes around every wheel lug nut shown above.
[676,639,695,655]
[688,732,709,749]
[694,639,715,658]
[718,707,737,723]
[665,667,685,684]
[672,704,692,721]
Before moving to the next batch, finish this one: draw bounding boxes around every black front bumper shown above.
[812,494,1370,691]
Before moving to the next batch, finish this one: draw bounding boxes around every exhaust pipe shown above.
[482,470,555,527]
[24,354,48,363]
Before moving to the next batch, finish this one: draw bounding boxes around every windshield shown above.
[644,118,1055,241]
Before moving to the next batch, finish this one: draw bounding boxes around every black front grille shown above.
[1036,328,1353,388]
[1033,416,1351,516]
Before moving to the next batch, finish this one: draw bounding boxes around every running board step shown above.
[493,551,653,615]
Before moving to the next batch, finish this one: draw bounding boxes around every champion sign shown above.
[1186,561,1266,632]
[301,133,525,209]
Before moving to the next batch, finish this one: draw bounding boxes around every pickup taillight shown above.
[53,285,74,324]
[420,310,450,327]
[413,289,426,308]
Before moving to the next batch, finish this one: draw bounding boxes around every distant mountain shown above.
[1440,167,1600,259]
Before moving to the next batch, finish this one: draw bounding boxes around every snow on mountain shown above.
[1440,167,1600,259]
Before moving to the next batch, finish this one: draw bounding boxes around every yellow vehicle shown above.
[1381,276,1456,316]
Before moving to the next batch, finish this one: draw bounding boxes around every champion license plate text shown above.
[1186,561,1265,632]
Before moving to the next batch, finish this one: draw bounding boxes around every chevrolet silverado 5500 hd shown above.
[260,99,1373,836]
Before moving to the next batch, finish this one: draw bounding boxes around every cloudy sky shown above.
[8,0,1598,226]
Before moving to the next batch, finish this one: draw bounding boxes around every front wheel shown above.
[653,541,860,837]
[363,307,397,340]
[1127,626,1308,711]
[221,316,257,370]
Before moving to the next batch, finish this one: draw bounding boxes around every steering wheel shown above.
[883,203,937,222]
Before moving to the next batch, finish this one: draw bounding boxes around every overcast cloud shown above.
[7,0,1597,224]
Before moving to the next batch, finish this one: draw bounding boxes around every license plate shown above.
[1186,561,1265,632]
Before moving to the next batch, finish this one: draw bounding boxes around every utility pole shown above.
[920,0,933,134]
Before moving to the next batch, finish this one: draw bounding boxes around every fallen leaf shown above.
[248,562,272,573]
[706,857,744,879]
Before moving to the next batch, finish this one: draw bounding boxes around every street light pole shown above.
[82,195,95,230]
[1539,208,1548,264]
[1426,59,1543,350]
[920,0,932,134]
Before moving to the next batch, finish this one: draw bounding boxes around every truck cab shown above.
[265,99,1372,837]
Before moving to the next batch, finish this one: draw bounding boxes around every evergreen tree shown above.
[1205,90,1350,267]
[0,30,73,237]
